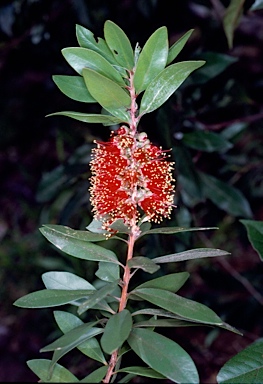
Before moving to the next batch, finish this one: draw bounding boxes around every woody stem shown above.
[102,69,138,383]
[102,230,136,383]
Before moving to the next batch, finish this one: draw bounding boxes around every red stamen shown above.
[89,128,175,231]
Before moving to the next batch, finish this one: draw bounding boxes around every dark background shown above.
[0,0,263,382]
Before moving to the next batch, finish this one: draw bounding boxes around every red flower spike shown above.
[89,127,176,232]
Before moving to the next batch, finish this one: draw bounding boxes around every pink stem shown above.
[102,69,139,383]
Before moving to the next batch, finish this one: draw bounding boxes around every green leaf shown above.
[95,261,120,282]
[82,68,130,122]
[199,171,253,218]
[40,322,101,352]
[132,307,202,320]
[109,219,131,233]
[76,24,117,65]
[190,52,237,84]
[52,75,96,103]
[131,288,224,327]
[174,146,203,206]
[86,218,130,236]
[42,271,95,290]
[128,257,160,274]
[240,220,263,261]
[117,373,136,383]
[42,271,114,313]
[13,289,94,308]
[217,338,263,383]
[139,225,217,238]
[39,225,119,264]
[134,318,199,328]
[54,311,106,364]
[152,248,230,264]
[182,131,233,153]
[41,224,108,242]
[139,219,151,232]
[86,219,108,234]
[134,272,189,292]
[223,0,245,49]
[101,309,133,354]
[131,292,241,335]
[250,0,263,10]
[80,366,108,383]
[62,47,125,85]
[46,111,123,126]
[134,26,168,94]
[167,29,194,65]
[41,324,104,375]
[221,122,247,140]
[77,281,119,315]
[104,20,134,69]
[27,359,79,382]
[117,366,165,379]
[139,60,205,116]
[128,328,199,383]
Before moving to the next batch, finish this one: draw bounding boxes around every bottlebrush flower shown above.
[89,126,175,232]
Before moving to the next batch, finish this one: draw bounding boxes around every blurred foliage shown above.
[0,0,263,382]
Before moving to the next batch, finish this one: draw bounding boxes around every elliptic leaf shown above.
[42,271,95,290]
[95,261,120,282]
[27,359,79,383]
[240,219,263,261]
[101,309,133,354]
[182,131,233,153]
[54,311,106,364]
[39,225,119,264]
[77,281,119,315]
[80,366,108,383]
[134,318,199,328]
[86,219,108,234]
[109,219,131,234]
[83,68,130,122]
[62,47,125,85]
[132,288,224,326]
[217,338,263,383]
[139,225,217,238]
[174,146,203,206]
[250,0,263,10]
[132,307,201,319]
[46,112,123,126]
[86,218,130,236]
[117,373,136,383]
[42,271,114,312]
[190,52,237,84]
[13,289,94,308]
[40,322,101,352]
[167,29,194,65]
[152,248,230,264]
[117,366,165,379]
[139,60,205,116]
[76,24,117,65]
[41,224,108,242]
[199,171,253,218]
[127,257,160,274]
[127,328,199,383]
[134,272,189,292]
[52,75,96,102]
[104,20,134,69]
[223,0,245,49]
[41,324,104,374]
[131,291,241,335]
[221,122,247,140]
[134,26,168,94]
